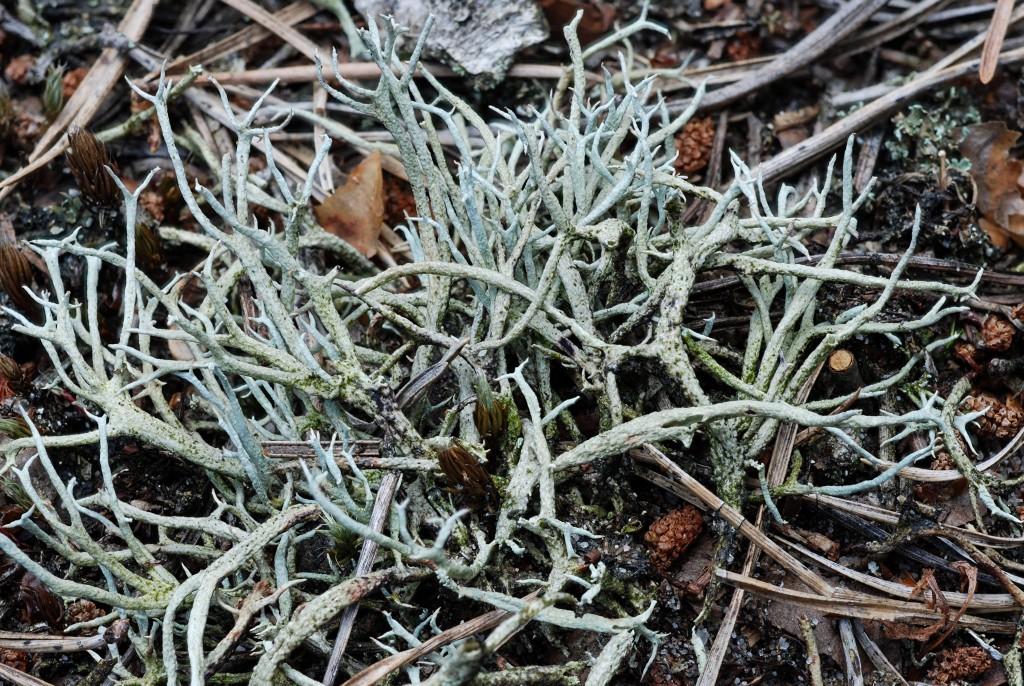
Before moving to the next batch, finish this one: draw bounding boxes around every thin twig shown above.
[685,0,891,112]
[798,615,825,686]
[322,471,401,686]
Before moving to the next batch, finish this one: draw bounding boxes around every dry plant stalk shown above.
[0,8,997,686]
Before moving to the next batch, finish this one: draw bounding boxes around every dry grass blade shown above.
[158,1,318,78]
[323,471,400,686]
[802,493,1024,548]
[693,0,891,112]
[837,0,957,58]
[0,0,157,202]
[852,621,909,686]
[931,3,1024,73]
[218,0,321,62]
[837,619,862,686]
[981,0,1016,83]
[203,62,571,86]
[782,539,1017,611]
[855,425,1024,483]
[715,569,1016,633]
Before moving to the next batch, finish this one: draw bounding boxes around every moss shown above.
[884,87,981,173]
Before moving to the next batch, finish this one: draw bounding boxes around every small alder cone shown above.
[980,315,1015,352]
[963,393,1023,441]
[0,242,35,313]
[644,504,703,571]
[674,117,715,175]
[66,128,121,212]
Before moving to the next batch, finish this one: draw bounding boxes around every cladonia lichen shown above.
[0,8,988,686]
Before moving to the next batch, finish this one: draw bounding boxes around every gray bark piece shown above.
[354,0,549,86]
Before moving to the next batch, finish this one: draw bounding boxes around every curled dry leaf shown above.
[961,121,1024,249]
[314,151,384,258]
[20,572,64,628]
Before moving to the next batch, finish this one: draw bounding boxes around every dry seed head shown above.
[66,128,121,212]
[437,440,499,510]
[135,223,164,271]
[0,354,27,395]
[473,377,505,439]
[0,242,36,314]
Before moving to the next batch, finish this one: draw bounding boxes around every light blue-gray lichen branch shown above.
[0,9,991,686]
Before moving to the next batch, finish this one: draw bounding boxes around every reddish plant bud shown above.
[0,242,35,314]
[437,441,499,512]
[473,378,506,440]
[66,128,121,212]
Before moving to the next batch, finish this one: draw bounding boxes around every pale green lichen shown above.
[0,6,992,686]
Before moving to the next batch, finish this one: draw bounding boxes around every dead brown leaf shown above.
[314,151,384,258]
[961,121,1024,249]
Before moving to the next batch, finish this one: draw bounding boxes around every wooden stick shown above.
[632,444,835,596]
[217,0,321,63]
[695,364,823,686]
[799,615,826,686]
[155,2,318,79]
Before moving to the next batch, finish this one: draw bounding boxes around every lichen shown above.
[0,7,991,686]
